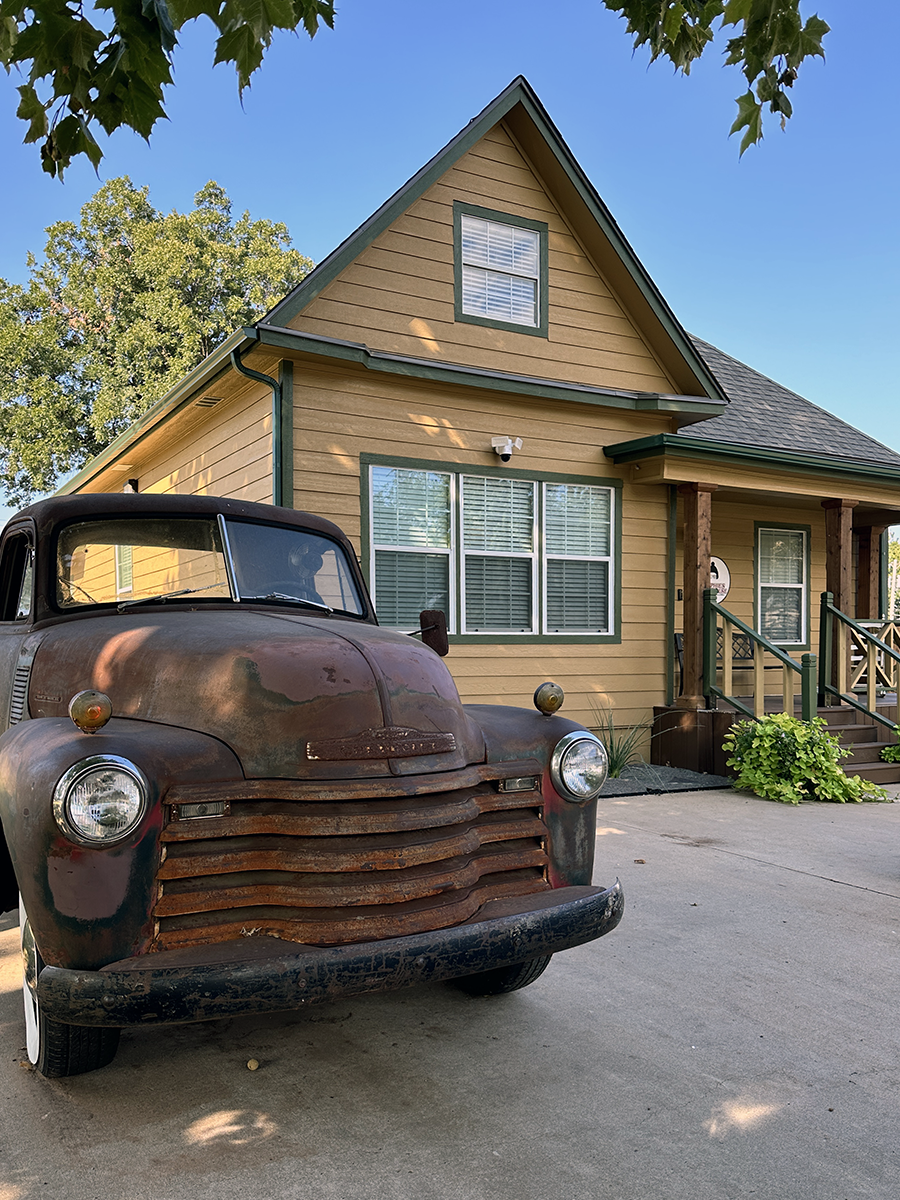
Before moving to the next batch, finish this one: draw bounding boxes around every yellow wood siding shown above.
[289,357,670,730]
[288,123,678,396]
[77,384,275,503]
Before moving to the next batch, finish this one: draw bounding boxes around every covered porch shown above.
[604,432,900,781]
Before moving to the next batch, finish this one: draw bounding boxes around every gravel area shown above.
[598,762,733,796]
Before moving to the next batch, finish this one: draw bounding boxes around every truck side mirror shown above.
[419,609,449,657]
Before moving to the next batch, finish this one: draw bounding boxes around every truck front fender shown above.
[464,704,602,889]
[0,717,243,969]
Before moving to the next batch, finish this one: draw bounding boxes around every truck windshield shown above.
[56,516,365,616]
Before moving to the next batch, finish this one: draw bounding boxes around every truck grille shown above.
[153,765,549,950]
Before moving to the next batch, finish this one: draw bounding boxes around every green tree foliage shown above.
[602,1,829,153]
[0,176,313,502]
[1,0,334,177]
[1,2,828,177]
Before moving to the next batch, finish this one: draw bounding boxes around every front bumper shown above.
[38,882,623,1027]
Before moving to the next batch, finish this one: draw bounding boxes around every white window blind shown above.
[115,544,133,594]
[462,476,535,631]
[758,529,806,644]
[544,484,612,632]
[371,467,452,627]
[369,466,615,637]
[460,214,539,327]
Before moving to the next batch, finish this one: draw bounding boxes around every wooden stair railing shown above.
[702,587,817,721]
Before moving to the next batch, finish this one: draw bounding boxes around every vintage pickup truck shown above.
[0,493,623,1076]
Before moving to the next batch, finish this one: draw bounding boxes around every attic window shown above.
[453,202,548,338]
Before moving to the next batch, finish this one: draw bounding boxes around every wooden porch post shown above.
[821,499,858,614]
[856,524,887,620]
[677,483,717,708]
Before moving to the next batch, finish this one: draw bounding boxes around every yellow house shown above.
[60,78,900,776]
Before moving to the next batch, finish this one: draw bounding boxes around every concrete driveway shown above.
[1,787,898,1200]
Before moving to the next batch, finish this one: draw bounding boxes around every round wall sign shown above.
[710,557,731,603]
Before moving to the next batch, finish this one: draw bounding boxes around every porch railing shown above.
[703,587,817,721]
[818,591,900,731]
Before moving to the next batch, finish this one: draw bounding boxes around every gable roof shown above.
[265,76,725,404]
[683,337,900,470]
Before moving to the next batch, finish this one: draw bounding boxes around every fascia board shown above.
[603,433,900,486]
[56,329,255,495]
[255,323,725,417]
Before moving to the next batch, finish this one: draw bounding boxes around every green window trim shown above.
[453,201,549,339]
[754,522,811,651]
[361,454,621,645]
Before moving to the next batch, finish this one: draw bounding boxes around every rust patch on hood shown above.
[28,609,484,780]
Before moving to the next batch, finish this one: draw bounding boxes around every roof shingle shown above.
[681,337,900,470]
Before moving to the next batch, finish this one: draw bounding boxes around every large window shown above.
[369,463,616,638]
[454,202,548,336]
[757,526,808,645]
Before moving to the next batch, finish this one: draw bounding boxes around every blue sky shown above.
[0,0,897,523]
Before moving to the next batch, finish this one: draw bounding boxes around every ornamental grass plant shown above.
[723,712,888,805]
[591,704,649,778]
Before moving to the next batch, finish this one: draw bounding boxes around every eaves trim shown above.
[56,329,255,495]
[603,433,900,486]
[254,323,725,417]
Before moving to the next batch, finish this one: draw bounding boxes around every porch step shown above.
[745,703,900,783]
[817,706,900,782]
[840,760,900,785]
[822,723,879,745]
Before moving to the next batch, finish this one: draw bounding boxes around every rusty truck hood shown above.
[27,610,484,779]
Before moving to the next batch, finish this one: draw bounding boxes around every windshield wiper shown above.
[117,583,228,612]
[242,592,333,614]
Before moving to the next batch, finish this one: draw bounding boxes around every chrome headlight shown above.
[53,756,148,845]
[550,732,609,802]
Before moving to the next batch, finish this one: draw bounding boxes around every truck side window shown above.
[0,533,34,622]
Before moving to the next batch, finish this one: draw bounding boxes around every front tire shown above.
[20,900,120,1077]
[454,954,553,996]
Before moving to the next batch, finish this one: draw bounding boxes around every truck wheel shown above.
[454,954,553,996]
[20,900,120,1078]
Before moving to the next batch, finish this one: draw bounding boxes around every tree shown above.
[0,176,313,502]
[1,1,828,178]
[602,1,830,154]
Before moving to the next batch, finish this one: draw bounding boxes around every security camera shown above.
[492,436,523,463]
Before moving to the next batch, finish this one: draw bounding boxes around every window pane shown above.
[462,266,537,326]
[15,547,33,619]
[761,587,802,643]
[116,544,133,593]
[374,550,449,628]
[372,467,450,548]
[545,484,611,556]
[461,215,539,278]
[759,530,804,585]
[57,518,230,608]
[463,476,533,553]
[465,556,532,631]
[546,560,609,632]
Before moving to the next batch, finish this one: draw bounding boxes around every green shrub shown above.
[722,712,887,804]
[880,742,900,763]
